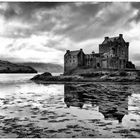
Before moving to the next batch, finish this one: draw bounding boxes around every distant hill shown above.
[136,66,140,70]
[18,62,64,73]
[0,60,37,73]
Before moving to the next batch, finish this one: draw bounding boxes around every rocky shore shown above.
[31,71,140,83]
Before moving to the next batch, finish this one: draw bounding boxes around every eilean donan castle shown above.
[64,34,135,74]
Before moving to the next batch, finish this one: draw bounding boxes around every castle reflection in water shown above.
[64,84,130,123]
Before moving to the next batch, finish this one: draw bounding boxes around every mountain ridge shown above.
[0,60,37,73]
[136,66,140,70]
[17,62,64,73]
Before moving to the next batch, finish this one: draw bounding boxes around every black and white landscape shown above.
[0,1,140,138]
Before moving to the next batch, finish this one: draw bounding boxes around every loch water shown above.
[0,74,140,138]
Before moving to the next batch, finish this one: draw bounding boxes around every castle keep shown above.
[64,34,135,74]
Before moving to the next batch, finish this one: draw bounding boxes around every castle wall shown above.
[99,36,129,70]
[108,57,119,69]
[64,54,79,73]
[64,50,85,74]
[85,54,95,68]
[85,54,102,69]
[78,51,85,66]
[99,44,110,54]
[101,59,108,69]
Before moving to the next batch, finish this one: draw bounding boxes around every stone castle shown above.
[64,34,135,74]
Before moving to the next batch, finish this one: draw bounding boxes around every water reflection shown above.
[64,84,130,123]
[64,84,84,109]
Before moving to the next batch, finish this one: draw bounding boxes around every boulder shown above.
[31,72,52,80]
[41,72,52,77]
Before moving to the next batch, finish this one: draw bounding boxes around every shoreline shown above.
[0,72,37,74]
[31,79,140,84]
[30,71,140,84]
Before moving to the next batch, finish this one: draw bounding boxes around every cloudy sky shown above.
[0,2,140,66]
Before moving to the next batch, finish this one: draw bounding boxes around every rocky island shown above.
[31,70,140,83]
[0,60,37,73]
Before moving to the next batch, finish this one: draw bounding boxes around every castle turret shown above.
[105,37,109,40]
[119,34,123,38]
[66,50,70,53]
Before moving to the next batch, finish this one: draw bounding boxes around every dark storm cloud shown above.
[53,2,135,42]
[0,2,137,42]
[131,2,140,8]
[0,2,65,38]
[0,2,103,39]
[52,2,104,41]
[1,2,65,20]
[131,2,140,22]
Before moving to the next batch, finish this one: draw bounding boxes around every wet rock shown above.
[39,117,48,120]
[46,130,58,133]
[57,128,68,133]
[130,128,140,133]
[89,120,101,124]
[88,134,95,137]
[41,72,52,77]
[67,124,79,129]
[31,72,52,81]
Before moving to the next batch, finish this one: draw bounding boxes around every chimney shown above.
[80,48,83,51]
[105,37,109,40]
[119,34,123,38]
[66,50,70,53]
[126,42,129,47]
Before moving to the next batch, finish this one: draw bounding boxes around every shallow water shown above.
[0,74,140,138]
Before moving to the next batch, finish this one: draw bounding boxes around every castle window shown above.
[97,63,100,68]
